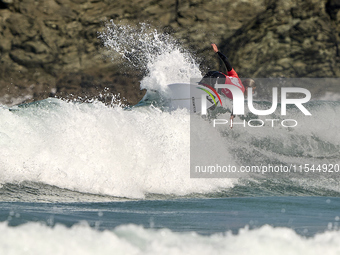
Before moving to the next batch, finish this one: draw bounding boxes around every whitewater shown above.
[0,21,339,254]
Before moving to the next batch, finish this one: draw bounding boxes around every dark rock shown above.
[0,0,339,106]
[6,13,37,40]
[326,0,340,20]
[9,49,55,66]
[0,0,13,9]
[22,41,50,54]
[225,0,339,79]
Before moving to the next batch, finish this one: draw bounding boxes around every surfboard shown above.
[168,83,218,113]
[135,83,222,114]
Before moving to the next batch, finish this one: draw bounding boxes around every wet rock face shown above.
[222,0,340,98]
[0,0,339,106]
[326,0,340,20]
[0,0,150,105]
[225,0,340,79]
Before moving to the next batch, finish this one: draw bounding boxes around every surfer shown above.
[207,43,256,98]
[200,44,256,125]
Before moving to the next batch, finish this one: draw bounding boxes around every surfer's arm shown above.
[217,52,233,72]
[211,44,233,72]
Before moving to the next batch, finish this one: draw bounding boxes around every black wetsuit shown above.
[217,51,233,72]
[201,51,235,86]
[200,51,241,117]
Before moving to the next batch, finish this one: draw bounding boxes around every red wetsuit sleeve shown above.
[227,68,239,78]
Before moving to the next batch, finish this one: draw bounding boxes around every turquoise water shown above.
[0,197,340,254]
[1,197,339,237]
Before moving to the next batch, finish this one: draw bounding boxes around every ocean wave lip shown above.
[0,21,241,200]
[0,98,237,200]
[98,21,202,92]
[0,96,339,200]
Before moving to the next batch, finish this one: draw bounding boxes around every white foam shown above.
[0,222,339,255]
[318,92,340,101]
[99,21,202,92]
[1,98,339,198]
[0,99,235,198]
[218,100,340,160]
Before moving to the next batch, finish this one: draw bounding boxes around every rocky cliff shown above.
[0,0,339,105]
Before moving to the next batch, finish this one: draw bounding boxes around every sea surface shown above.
[0,22,339,254]
[0,94,339,254]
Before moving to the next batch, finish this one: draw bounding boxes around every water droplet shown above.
[328,222,333,230]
